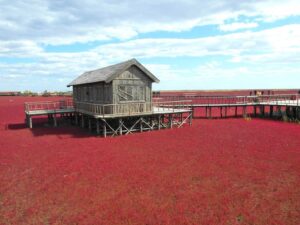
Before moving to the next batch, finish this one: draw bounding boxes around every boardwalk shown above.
[24,100,193,136]
[24,94,300,134]
[24,99,74,128]
[155,94,300,119]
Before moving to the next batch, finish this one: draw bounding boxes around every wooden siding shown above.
[112,65,152,105]
[73,82,112,104]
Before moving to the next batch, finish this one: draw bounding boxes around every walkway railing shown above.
[256,95,299,106]
[24,99,74,112]
[75,101,152,116]
[75,100,192,117]
[153,94,300,106]
[24,94,299,116]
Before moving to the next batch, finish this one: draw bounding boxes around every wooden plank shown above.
[119,119,123,135]
[96,119,100,134]
[81,115,85,128]
[53,114,57,127]
[102,119,107,137]
[88,118,92,131]
[29,116,32,129]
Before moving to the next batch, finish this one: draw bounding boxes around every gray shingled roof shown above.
[67,58,160,87]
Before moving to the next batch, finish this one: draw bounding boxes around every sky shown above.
[0,0,300,92]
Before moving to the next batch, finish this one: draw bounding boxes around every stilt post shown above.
[53,114,57,127]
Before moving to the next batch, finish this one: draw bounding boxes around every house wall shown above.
[72,65,153,114]
[112,65,152,104]
[73,82,113,104]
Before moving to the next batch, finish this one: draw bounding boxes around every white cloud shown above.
[1,23,300,91]
[254,0,300,22]
[219,22,258,31]
[0,1,300,91]
[148,61,300,90]
[0,41,43,57]
[0,0,299,45]
[90,24,300,64]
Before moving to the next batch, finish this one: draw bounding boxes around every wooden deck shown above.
[156,94,299,106]
[155,94,300,119]
[76,105,192,119]
[25,108,75,116]
[24,100,193,131]
[24,94,300,133]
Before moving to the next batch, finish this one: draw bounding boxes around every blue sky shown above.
[0,0,300,92]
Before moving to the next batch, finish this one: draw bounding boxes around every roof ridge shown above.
[67,58,159,87]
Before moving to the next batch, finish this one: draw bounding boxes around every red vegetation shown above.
[0,96,300,225]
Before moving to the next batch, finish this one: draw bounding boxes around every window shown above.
[118,85,145,102]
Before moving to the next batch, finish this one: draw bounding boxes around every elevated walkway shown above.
[24,100,193,134]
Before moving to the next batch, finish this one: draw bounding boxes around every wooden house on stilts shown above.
[67,59,192,136]
[24,58,193,136]
[68,58,159,115]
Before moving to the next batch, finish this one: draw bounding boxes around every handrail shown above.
[153,94,299,106]
[24,99,74,112]
[24,95,299,116]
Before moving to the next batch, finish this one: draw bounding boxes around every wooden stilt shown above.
[75,113,78,125]
[220,107,223,118]
[81,115,85,128]
[140,117,143,132]
[189,112,192,126]
[96,119,100,135]
[158,115,161,130]
[292,107,297,119]
[169,114,173,128]
[243,106,247,118]
[29,116,32,129]
[270,105,274,118]
[119,119,123,135]
[25,114,28,126]
[103,119,107,137]
[235,106,238,117]
[225,107,227,117]
[53,114,57,127]
[88,118,91,131]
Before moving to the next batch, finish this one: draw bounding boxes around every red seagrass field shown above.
[0,96,300,225]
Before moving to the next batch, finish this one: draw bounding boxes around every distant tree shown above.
[56,91,65,96]
[23,90,32,96]
[42,90,50,97]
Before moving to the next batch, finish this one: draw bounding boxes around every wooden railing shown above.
[24,94,299,116]
[75,100,192,117]
[75,101,152,116]
[153,100,192,111]
[153,94,300,106]
[256,94,300,106]
[24,99,74,112]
